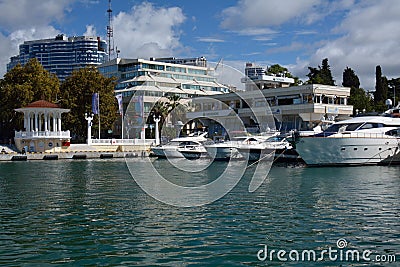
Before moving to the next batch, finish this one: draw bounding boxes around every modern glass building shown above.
[97,57,230,138]
[98,57,229,98]
[7,34,108,81]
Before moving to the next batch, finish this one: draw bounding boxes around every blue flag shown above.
[92,93,99,114]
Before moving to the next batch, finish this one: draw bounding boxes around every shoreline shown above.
[0,143,151,161]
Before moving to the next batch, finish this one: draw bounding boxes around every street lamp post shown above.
[394,85,396,107]
[389,84,396,107]
[154,115,161,145]
[85,113,94,145]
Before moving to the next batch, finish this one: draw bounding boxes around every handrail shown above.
[15,130,71,138]
[311,132,397,138]
[91,139,155,145]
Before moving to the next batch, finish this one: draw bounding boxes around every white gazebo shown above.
[14,100,71,153]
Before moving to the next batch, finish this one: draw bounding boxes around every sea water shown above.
[0,159,399,266]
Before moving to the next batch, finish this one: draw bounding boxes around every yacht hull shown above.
[151,146,184,158]
[204,145,242,161]
[296,137,400,166]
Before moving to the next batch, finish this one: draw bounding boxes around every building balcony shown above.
[15,130,71,139]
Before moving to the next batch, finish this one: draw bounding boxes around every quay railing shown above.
[313,132,399,138]
[15,130,71,139]
[91,139,155,145]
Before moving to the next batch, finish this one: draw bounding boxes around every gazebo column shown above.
[30,115,34,132]
[39,113,42,131]
[34,112,38,131]
[53,113,56,132]
[44,113,48,131]
[25,112,30,132]
[58,115,62,132]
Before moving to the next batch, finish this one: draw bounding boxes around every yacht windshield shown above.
[315,123,364,136]
[267,136,285,142]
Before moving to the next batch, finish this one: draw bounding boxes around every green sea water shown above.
[0,159,399,266]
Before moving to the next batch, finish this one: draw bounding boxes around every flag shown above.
[92,93,99,114]
[138,95,144,117]
[115,94,123,115]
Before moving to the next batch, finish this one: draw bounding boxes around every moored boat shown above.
[151,132,209,159]
[293,110,400,166]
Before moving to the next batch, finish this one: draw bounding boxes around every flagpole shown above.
[121,109,124,139]
[98,92,101,139]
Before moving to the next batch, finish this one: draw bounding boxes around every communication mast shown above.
[107,0,114,60]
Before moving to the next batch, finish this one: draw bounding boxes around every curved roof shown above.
[25,100,60,108]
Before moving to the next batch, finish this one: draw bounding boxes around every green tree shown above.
[348,87,374,115]
[0,58,60,139]
[374,65,385,103]
[60,66,118,141]
[342,67,372,114]
[306,58,335,85]
[267,64,300,85]
[373,65,390,112]
[342,67,360,89]
[320,58,335,85]
[147,94,187,139]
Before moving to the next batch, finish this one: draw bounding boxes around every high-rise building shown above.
[7,34,108,81]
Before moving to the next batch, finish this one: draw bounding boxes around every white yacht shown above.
[236,134,293,161]
[151,132,209,159]
[204,136,256,161]
[294,111,400,166]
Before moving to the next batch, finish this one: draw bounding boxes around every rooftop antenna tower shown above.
[107,0,114,60]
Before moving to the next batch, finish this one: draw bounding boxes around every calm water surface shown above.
[0,159,399,266]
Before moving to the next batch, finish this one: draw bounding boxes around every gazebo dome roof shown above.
[25,100,60,108]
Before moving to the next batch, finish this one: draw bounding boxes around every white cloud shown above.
[220,0,321,31]
[0,33,13,75]
[83,25,97,37]
[0,0,73,32]
[9,26,60,46]
[305,0,400,90]
[0,26,60,75]
[235,28,277,36]
[112,2,186,59]
[0,0,72,77]
[196,37,225,43]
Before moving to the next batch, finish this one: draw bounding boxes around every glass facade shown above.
[7,35,108,81]
[97,57,230,97]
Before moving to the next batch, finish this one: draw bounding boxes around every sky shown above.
[1,0,400,91]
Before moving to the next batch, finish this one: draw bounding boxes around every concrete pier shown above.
[0,143,151,161]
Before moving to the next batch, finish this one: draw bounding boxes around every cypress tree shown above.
[342,67,360,89]
[374,65,383,104]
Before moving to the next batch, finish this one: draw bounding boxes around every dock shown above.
[0,143,151,162]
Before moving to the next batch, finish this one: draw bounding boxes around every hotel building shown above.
[97,57,230,138]
[7,34,108,81]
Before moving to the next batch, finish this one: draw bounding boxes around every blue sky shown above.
[1,0,400,90]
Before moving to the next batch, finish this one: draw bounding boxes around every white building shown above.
[14,100,70,153]
[242,62,295,89]
[187,84,353,135]
[98,57,230,138]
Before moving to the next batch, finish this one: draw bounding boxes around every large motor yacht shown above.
[293,108,400,166]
